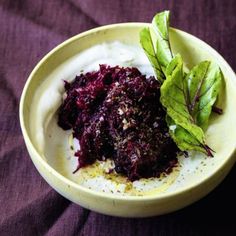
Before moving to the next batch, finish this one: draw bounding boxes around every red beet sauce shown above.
[58,65,178,181]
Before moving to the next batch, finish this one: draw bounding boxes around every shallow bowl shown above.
[20,23,236,217]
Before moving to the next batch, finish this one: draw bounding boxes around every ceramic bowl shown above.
[19,23,236,217]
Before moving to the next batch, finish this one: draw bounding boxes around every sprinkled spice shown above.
[58,65,178,181]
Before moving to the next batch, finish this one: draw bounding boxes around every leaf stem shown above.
[212,106,223,114]
[202,144,214,157]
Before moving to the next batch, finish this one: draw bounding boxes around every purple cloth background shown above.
[0,0,235,235]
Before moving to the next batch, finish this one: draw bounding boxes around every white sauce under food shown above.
[30,41,209,196]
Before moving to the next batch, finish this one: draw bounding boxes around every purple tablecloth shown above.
[0,0,235,235]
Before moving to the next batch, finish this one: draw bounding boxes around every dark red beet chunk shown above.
[58,65,178,181]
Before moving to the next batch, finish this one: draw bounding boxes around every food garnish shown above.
[140,10,222,156]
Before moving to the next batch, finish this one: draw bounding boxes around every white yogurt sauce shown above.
[29,41,209,196]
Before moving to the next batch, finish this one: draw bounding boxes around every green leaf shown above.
[152,10,173,69]
[185,61,223,130]
[161,55,205,142]
[166,116,213,156]
[161,54,222,155]
[140,11,173,82]
[140,28,165,82]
